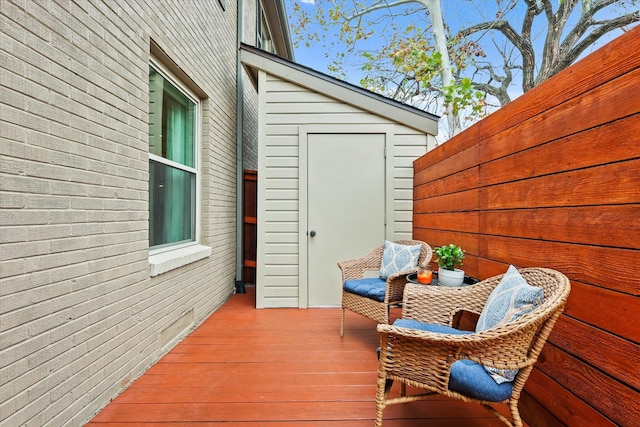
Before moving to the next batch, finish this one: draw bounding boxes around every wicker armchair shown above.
[338,240,432,337]
[375,267,571,427]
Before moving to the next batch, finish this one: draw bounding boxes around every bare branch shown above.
[554,11,640,76]
[341,0,420,22]
[536,0,573,86]
[457,18,537,91]
[458,20,522,48]
[561,0,631,50]
[473,51,514,107]
[518,1,544,90]
[539,0,557,23]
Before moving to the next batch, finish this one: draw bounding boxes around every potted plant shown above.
[434,244,465,287]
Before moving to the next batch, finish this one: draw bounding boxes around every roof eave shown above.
[262,0,295,60]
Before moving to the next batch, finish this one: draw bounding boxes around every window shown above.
[257,4,274,53]
[148,63,198,250]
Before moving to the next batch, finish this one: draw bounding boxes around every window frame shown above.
[257,1,274,53]
[148,58,203,258]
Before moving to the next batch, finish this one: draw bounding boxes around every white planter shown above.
[438,268,465,287]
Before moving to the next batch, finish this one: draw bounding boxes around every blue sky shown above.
[284,0,634,94]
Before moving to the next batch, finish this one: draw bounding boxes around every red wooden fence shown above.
[413,26,640,426]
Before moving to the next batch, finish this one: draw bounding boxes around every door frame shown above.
[298,124,396,308]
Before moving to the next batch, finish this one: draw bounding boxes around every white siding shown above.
[257,74,431,308]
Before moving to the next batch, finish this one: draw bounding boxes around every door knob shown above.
[309,230,316,237]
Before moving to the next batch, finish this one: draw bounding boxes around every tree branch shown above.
[341,0,420,22]
[458,18,537,91]
[561,0,627,51]
[535,0,574,87]
[473,52,514,106]
[458,20,522,49]
[520,0,546,90]
[555,11,640,75]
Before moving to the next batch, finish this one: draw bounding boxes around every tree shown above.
[290,0,639,140]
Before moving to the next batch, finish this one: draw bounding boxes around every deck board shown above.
[87,287,517,426]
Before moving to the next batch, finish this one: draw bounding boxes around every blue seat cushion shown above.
[343,277,387,302]
[449,359,513,401]
[391,319,514,402]
[394,319,472,335]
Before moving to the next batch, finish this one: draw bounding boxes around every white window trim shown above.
[148,58,210,275]
[149,244,212,277]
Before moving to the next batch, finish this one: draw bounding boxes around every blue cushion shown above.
[449,359,513,401]
[390,319,513,402]
[394,319,472,335]
[343,277,387,302]
[476,265,544,384]
[379,241,421,280]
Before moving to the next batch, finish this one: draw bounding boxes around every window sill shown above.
[149,244,212,277]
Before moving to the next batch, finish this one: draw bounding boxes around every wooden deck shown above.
[87,287,515,426]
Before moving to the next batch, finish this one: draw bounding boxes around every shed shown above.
[240,44,439,308]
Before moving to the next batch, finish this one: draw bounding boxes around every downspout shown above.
[235,0,246,294]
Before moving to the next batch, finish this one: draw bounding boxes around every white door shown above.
[307,133,386,306]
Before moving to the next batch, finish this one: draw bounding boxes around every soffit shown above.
[261,0,294,60]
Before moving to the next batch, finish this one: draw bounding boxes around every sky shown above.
[283,0,636,97]
[282,0,637,140]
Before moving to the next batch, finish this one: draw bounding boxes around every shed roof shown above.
[240,43,440,135]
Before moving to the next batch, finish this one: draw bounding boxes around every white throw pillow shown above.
[379,241,422,280]
[476,265,544,383]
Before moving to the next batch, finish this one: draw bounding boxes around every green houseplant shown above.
[434,244,465,286]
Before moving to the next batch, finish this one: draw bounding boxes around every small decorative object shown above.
[476,265,544,383]
[416,265,433,284]
[379,240,422,280]
[434,244,465,287]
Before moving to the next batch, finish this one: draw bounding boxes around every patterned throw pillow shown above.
[379,241,422,280]
[476,265,544,384]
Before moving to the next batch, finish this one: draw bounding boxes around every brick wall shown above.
[242,0,260,171]
[1,1,248,425]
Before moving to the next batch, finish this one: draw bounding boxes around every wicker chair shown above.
[338,240,432,337]
[375,267,571,427]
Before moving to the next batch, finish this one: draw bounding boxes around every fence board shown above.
[414,189,480,213]
[564,281,640,342]
[550,316,640,389]
[480,116,640,186]
[414,167,480,199]
[536,344,640,427]
[480,205,640,249]
[479,70,640,161]
[413,212,479,234]
[524,370,617,427]
[479,237,638,294]
[483,159,640,209]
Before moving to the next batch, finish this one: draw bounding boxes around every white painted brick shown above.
[0,338,52,383]
[2,0,253,425]
[0,258,27,278]
[0,360,49,403]
[0,226,28,243]
[0,389,28,425]
[6,391,51,427]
